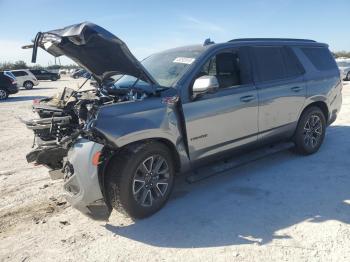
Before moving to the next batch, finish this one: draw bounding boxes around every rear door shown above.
[182,47,258,160]
[250,46,306,140]
[41,70,50,80]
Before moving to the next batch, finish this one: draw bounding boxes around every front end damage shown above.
[63,139,111,220]
[22,22,160,220]
[21,86,98,179]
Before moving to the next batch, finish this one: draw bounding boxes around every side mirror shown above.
[192,75,219,99]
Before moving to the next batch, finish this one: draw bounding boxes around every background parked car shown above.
[0,71,18,100]
[10,69,39,90]
[30,69,60,81]
[58,69,67,75]
[71,69,90,79]
[69,68,80,75]
[336,58,350,81]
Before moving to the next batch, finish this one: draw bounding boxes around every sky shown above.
[0,0,349,66]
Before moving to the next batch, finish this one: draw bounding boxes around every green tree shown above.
[333,51,350,58]
[12,60,28,69]
[0,60,28,70]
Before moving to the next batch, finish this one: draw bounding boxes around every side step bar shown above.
[186,142,294,183]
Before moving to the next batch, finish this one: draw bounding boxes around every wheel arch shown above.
[23,80,33,86]
[98,138,182,206]
[100,138,182,182]
[301,101,329,124]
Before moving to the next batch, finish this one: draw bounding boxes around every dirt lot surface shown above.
[0,78,350,262]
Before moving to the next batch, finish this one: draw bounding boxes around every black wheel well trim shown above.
[117,138,181,172]
[302,101,329,124]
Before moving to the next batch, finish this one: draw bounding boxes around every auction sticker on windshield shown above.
[173,57,195,64]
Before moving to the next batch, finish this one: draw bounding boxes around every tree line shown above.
[0,60,79,71]
[332,51,350,59]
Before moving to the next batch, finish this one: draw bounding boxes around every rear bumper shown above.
[63,138,111,221]
[328,81,343,125]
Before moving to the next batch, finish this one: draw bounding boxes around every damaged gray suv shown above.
[23,22,342,220]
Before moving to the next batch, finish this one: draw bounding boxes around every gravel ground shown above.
[0,77,350,262]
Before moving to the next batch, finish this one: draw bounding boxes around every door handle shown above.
[240,95,255,103]
[291,86,303,92]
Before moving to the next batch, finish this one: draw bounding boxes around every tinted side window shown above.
[301,47,337,71]
[251,46,303,82]
[12,71,27,77]
[251,46,285,82]
[282,47,305,77]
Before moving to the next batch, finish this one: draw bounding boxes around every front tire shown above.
[294,106,326,155]
[51,76,58,81]
[24,81,34,90]
[106,142,175,219]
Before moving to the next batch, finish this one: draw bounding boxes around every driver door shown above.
[182,48,258,161]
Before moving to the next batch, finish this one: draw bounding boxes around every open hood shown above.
[24,22,157,84]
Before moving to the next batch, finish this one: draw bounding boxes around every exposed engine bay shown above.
[22,81,151,172]
[21,21,165,177]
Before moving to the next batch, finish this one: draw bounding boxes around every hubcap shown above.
[303,114,322,148]
[0,90,7,100]
[25,82,32,88]
[132,155,170,207]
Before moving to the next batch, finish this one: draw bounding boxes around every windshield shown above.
[337,61,350,67]
[114,47,205,88]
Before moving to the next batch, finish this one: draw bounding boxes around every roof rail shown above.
[228,38,316,43]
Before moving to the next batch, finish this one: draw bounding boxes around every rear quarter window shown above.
[301,47,337,71]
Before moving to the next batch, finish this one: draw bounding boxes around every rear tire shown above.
[106,141,175,219]
[293,106,326,155]
[24,81,34,90]
[51,76,58,81]
[0,88,8,100]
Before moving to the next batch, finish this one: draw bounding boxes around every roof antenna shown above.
[203,38,215,46]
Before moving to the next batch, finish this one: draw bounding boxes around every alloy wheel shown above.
[25,82,33,89]
[132,155,170,207]
[0,89,7,100]
[303,114,322,148]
